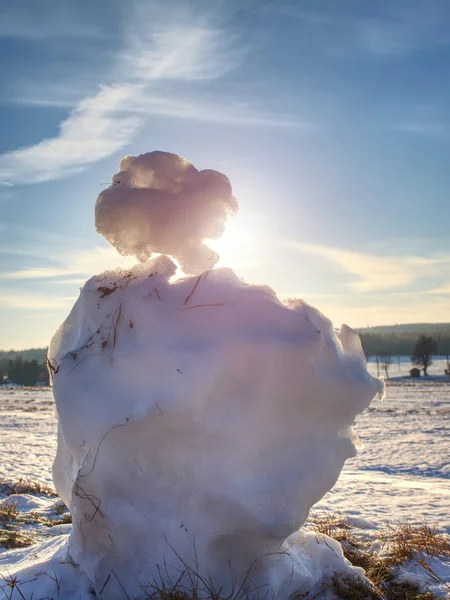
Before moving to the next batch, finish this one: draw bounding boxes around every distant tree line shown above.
[358,331,450,359]
[0,347,47,363]
[358,329,450,378]
[357,322,450,336]
[0,348,49,386]
[3,358,48,386]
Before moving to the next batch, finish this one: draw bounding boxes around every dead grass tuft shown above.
[0,499,19,524]
[380,522,450,563]
[332,573,381,600]
[309,515,447,599]
[0,528,34,549]
[310,512,351,541]
[0,477,56,497]
[383,581,435,600]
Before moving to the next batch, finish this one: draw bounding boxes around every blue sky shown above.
[1,0,450,349]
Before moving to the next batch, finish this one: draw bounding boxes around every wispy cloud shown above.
[0,246,137,281]
[310,295,450,329]
[287,242,450,292]
[127,92,309,128]
[0,292,77,311]
[0,4,233,183]
[1,1,293,184]
[0,85,140,183]
[391,121,450,139]
[0,268,76,280]
[122,13,240,82]
[421,284,450,295]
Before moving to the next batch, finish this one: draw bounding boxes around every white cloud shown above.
[287,242,450,292]
[0,3,244,184]
[0,246,137,281]
[0,84,140,183]
[2,0,315,184]
[0,268,75,280]
[311,295,450,330]
[0,293,77,311]
[125,25,239,82]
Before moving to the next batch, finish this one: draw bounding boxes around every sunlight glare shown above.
[205,213,261,272]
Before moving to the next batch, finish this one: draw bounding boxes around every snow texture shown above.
[95,152,238,275]
[46,255,382,598]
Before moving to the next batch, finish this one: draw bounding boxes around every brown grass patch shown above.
[0,499,19,524]
[0,477,56,497]
[0,528,34,549]
[380,522,450,563]
[310,515,448,599]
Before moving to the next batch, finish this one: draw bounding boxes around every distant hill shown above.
[355,324,450,357]
[0,348,48,381]
[0,348,48,363]
[0,348,49,385]
[356,323,450,335]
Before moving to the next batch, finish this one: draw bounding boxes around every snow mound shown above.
[95,151,238,275]
[47,250,383,598]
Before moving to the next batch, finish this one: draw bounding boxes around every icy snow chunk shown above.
[0,494,48,513]
[0,536,93,600]
[95,151,238,275]
[49,254,383,599]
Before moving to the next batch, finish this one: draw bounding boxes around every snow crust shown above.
[95,152,238,275]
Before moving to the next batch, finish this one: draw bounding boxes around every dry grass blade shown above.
[183,275,202,307]
[309,512,351,541]
[381,522,450,562]
[0,500,19,525]
[180,303,225,312]
[383,581,435,600]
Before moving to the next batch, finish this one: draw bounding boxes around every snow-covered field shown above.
[1,356,449,598]
[0,360,450,532]
[0,387,56,484]
[316,357,450,532]
[1,357,449,530]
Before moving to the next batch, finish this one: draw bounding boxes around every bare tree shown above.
[411,335,437,377]
[379,355,393,378]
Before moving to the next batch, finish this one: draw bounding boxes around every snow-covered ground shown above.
[1,357,449,529]
[317,357,450,531]
[1,356,449,598]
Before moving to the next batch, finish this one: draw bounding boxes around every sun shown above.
[205,213,261,271]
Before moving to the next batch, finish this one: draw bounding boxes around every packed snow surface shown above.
[46,253,381,598]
